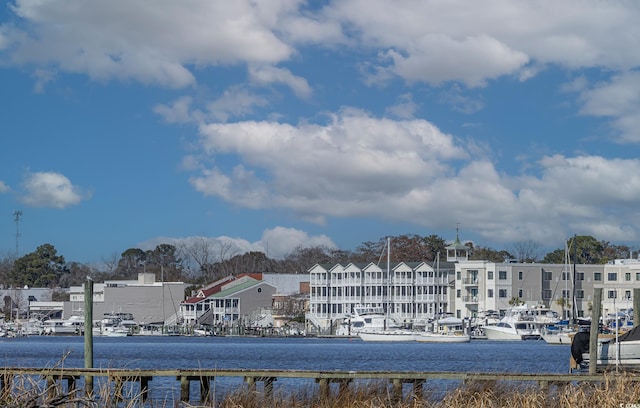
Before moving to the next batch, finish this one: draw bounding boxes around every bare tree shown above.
[511,240,541,262]
[180,237,238,283]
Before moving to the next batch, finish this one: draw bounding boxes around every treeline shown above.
[0,234,634,290]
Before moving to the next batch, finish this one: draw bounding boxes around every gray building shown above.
[68,273,190,325]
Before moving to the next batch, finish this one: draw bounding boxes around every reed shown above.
[2,372,640,407]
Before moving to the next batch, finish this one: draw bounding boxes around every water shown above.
[0,336,572,403]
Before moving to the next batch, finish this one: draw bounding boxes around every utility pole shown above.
[13,210,22,256]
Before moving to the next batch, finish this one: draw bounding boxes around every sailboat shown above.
[543,239,578,345]
[358,237,416,342]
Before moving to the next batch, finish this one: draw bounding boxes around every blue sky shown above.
[2,0,640,265]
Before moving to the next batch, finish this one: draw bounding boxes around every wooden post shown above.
[180,376,190,402]
[84,277,94,395]
[317,378,329,399]
[589,288,602,374]
[392,378,403,402]
[200,377,211,403]
[634,288,640,326]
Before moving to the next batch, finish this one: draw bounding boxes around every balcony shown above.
[462,278,478,285]
[462,296,479,303]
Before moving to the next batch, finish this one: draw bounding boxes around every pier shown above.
[1,367,639,405]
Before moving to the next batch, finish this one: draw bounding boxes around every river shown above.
[0,336,571,403]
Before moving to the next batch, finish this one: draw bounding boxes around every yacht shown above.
[42,315,84,335]
[335,305,399,336]
[416,316,471,343]
[482,304,552,340]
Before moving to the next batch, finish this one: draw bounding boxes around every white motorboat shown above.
[336,305,399,336]
[358,329,416,342]
[541,322,576,345]
[482,305,543,340]
[578,326,640,366]
[93,313,136,337]
[43,315,84,335]
[417,317,471,343]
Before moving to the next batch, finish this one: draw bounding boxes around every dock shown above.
[1,367,639,405]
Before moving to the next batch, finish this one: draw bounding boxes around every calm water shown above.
[0,335,570,372]
[0,336,572,403]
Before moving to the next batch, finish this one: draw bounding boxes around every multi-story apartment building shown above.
[308,260,455,333]
[454,260,606,320]
[308,234,640,332]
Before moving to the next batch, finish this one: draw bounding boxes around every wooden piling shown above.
[84,277,94,395]
[589,288,602,375]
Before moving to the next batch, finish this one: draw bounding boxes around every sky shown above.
[2,0,640,265]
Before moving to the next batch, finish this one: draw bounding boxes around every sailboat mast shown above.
[387,237,391,328]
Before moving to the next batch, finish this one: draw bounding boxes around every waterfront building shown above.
[453,260,606,320]
[307,261,455,334]
[67,273,190,325]
[180,273,277,327]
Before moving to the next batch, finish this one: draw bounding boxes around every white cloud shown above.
[248,64,312,99]
[324,1,640,85]
[386,93,418,119]
[139,227,336,260]
[0,181,9,193]
[189,109,467,223]
[6,0,298,88]
[20,171,88,208]
[578,72,640,143]
[186,107,640,246]
[206,86,270,122]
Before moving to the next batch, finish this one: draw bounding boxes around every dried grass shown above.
[2,372,640,407]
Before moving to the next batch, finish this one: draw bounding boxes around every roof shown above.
[182,273,266,304]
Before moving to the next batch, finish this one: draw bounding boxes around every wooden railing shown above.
[0,367,636,404]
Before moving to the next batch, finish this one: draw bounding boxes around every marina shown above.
[0,334,633,405]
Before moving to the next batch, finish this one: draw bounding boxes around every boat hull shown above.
[358,330,416,342]
[482,326,539,340]
[416,333,470,343]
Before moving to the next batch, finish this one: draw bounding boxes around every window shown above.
[576,290,584,299]
[543,290,552,299]
[543,272,552,281]
[625,273,631,281]
[636,273,640,281]
[594,272,602,281]
[488,271,494,280]
[625,290,632,300]
[498,271,507,280]
[498,289,508,298]
[488,289,494,298]
[577,272,584,281]
[518,271,523,280]
[608,290,617,299]
[518,289,523,298]
[607,273,618,281]
[562,272,569,280]
[456,289,461,298]
[456,271,461,280]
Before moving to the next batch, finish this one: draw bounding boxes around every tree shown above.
[469,245,512,263]
[113,248,146,279]
[511,240,541,263]
[9,244,67,288]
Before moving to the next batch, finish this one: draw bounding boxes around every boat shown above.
[541,321,577,345]
[93,313,136,337]
[576,324,640,367]
[42,315,84,335]
[417,316,471,343]
[482,304,548,340]
[336,305,400,336]
[358,329,416,342]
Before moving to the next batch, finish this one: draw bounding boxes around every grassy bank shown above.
[3,373,640,407]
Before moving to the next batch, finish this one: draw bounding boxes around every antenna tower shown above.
[13,210,22,256]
